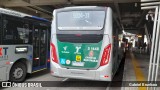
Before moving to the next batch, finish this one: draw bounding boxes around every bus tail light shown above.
[47,59,50,62]
[100,44,111,66]
[50,70,54,74]
[104,75,109,78]
[50,43,58,63]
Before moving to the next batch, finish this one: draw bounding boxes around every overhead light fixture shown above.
[138,35,142,38]
[122,30,126,35]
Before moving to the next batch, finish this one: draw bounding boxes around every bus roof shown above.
[0,8,49,22]
[0,8,31,17]
[63,6,100,9]
[56,6,107,10]
[53,6,108,13]
[31,16,50,22]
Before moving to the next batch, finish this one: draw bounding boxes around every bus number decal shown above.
[88,47,99,51]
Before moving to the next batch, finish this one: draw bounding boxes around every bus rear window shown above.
[57,11,105,30]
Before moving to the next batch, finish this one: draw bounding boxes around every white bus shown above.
[50,6,124,81]
[0,8,51,82]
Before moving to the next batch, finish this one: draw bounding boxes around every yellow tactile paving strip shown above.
[130,53,147,90]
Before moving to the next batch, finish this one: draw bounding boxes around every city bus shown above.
[50,6,124,81]
[0,8,51,82]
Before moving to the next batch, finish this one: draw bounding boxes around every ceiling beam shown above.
[8,7,52,19]
[72,0,140,4]
[136,10,149,27]
[22,0,52,14]
[0,0,32,7]
[0,0,53,15]
[28,6,52,14]
[30,0,67,6]
[116,0,140,3]
[0,0,67,7]
[141,0,159,2]
[0,0,141,7]
[72,0,113,4]
[114,2,123,29]
[22,7,52,18]
[113,13,122,29]
[114,3,121,20]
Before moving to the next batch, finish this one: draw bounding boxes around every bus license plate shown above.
[72,62,84,66]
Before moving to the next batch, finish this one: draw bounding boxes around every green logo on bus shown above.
[57,40,102,68]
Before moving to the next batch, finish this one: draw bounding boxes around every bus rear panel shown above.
[51,6,120,81]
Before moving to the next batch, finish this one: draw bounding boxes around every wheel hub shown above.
[13,67,23,79]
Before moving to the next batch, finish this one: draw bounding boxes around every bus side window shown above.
[0,14,2,44]
[47,27,51,58]
[2,15,30,44]
[3,18,14,44]
[17,23,30,44]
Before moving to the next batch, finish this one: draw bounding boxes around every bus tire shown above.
[9,62,27,82]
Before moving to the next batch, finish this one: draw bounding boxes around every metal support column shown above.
[141,0,160,90]
[144,24,151,53]
[144,24,151,44]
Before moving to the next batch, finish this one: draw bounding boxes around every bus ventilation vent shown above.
[57,34,103,43]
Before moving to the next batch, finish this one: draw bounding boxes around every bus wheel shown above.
[9,62,27,82]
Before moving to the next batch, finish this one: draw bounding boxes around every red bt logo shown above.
[89,50,94,57]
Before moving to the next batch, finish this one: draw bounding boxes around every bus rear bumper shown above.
[50,62,112,81]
